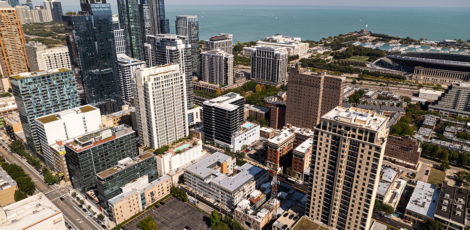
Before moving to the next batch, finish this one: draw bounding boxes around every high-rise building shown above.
[65,125,138,192]
[203,92,244,145]
[201,49,234,86]
[205,34,233,54]
[10,69,79,154]
[306,106,389,230]
[31,5,52,22]
[145,34,193,108]
[176,15,200,76]
[64,1,122,114]
[139,0,151,41]
[0,2,29,78]
[117,54,145,104]
[14,5,33,24]
[117,0,144,60]
[286,66,345,129]
[35,105,101,172]
[134,64,189,150]
[113,29,126,55]
[44,0,62,22]
[26,0,32,9]
[147,0,169,35]
[250,46,288,86]
[25,41,71,71]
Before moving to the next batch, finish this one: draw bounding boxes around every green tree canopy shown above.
[137,216,158,230]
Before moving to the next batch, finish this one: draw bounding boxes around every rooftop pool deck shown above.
[242,122,255,129]
[174,143,192,152]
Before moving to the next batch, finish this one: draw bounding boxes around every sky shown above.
[51,0,470,9]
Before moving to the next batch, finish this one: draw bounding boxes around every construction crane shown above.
[268,167,281,199]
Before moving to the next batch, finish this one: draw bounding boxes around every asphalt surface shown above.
[0,135,101,230]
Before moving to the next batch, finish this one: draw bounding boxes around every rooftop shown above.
[434,183,468,225]
[36,105,99,125]
[108,175,171,206]
[10,68,70,80]
[202,49,234,57]
[96,153,154,179]
[117,54,145,65]
[209,34,233,41]
[377,167,398,196]
[406,181,439,219]
[292,216,330,230]
[0,168,16,191]
[293,138,313,155]
[203,92,243,111]
[0,193,63,229]
[267,128,295,146]
[66,125,133,152]
[186,152,264,193]
[322,106,388,131]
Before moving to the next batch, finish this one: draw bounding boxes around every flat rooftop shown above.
[0,168,16,190]
[293,138,313,155]
[434,183,468,225]
[186,152,264,193]
[377,167,398,196]
[209,34,233,41]
[322,106,388,131]
[96,153,154,179]
[36,105,98,124]
[267,128,295,146]
[10,68,70,80]
[108,175,171,206]
[406,181,439,218]
[203,92,243,111]
[0,193,63,229]
[66,124,134,152]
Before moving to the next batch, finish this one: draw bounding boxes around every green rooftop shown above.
[292,217,330,230]
[37,115,59,124]
[79,105,96,113]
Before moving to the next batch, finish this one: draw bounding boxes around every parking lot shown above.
[123,197,210,230]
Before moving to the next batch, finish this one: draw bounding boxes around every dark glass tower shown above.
[176,15,200,76]
[117,0,144,60]
[148,0,169,35]
[64,0,122,114]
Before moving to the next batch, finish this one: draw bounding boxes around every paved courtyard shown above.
[124,197,210,230]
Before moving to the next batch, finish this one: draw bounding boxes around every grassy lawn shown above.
[345,55,370,62]
[293,216,329,230]
[428,168,446,185]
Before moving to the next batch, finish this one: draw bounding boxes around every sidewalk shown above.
[69,188,116,229]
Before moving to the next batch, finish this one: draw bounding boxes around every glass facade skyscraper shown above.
[176,15,200,76]
[10,69,80,155]
[117,0,144,60]
[64,1,122,115]
[148,0,169,35]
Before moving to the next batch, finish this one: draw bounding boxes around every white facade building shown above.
[134,64,189,150]
[419,88,443,102]
[117,54,145,104]
[187,106,202,126]
[250,46,288,85]
[114,29,126,55]
[201,49,234,86]
[25,42,71,71]
[155,140,205,176]
[230,121,260,152]
[0,193,66,230]
[256,35,309,56]
[35,105,102,171]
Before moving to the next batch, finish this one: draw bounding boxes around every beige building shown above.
[306,106,389,230]
[108,175,172,224]
[0,193,66,230]
[286,66,345,129]
[234,198,280,230]
[0,168,17,207]
[101,105,135,128]
[25,42,71,72]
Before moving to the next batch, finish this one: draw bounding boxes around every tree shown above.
[43,166,57,184]
[210,211,222,229]
[14,190,27,201]
[97,214,105,221]
[72,192,77,198]
[374,201,394,215]
[170,186,187,202]
[137,216,158,230]
[215,222,230,230]
[419,219,445,230]
[216,88,222,96]
[440,161,450,171]
[79,199,84,205]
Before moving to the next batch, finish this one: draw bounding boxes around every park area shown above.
[427,168,446,185]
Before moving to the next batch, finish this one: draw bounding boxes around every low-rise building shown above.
[187,106,202,126]
[101,105,136,129]
[434,183,468,230]
[405,181,440,224]
[419,88,443,102]
[184,152,269,209]
[0,193,66,230]
[384,135,421,169]
[96,153,158,208]
[256,35,309,56]
[260,127,275,139]
[155,139,205,176]
[234,198,280,230]
[291,138,312,181]
[4,113,22,140]
[0,168,17,207]
[266,128,295,169]
[376,167,406,209]
[108,175,172,224]
[230,121,260,152]
[244,104,269,122]
[0,97,17,128]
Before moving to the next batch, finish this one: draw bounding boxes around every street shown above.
[0,134,101,230]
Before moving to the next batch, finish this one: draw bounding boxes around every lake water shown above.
[62,4,470,42]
